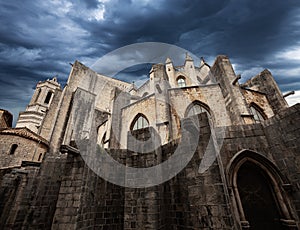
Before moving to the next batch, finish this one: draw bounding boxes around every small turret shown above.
[184,53,197,85]
[200,57,205,66]
[165,57,176,86]
[184,53,194,68]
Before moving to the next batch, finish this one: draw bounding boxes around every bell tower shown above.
[16,77,61,133]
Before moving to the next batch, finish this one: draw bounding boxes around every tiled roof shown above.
[0,127,49,146]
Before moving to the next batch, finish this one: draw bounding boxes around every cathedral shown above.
[0,54,299,229]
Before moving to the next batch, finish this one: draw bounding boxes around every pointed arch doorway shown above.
[227,150,297,229]
[237,161,281,229]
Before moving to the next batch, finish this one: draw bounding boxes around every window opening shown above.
[44,91,53,104]
[35,89,41,102]
[177,77,186,87]
[38,153,43,161]
[9,144,18,155]
[250,104,266,123]
[131,115,149,131]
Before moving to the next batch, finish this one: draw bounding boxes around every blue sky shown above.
[0,0,300,124]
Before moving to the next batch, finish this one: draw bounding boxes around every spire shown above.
[47,75,61,87]
[165,57,172,64]
[52,76,58,82]
[185,52,193,61]
[200,57,205,66]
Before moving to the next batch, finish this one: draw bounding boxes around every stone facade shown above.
[0,128,48,168]
[0,54,299,229]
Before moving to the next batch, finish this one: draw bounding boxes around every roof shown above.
[0,127,49,146]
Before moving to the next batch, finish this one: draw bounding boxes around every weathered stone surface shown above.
[0,54,299,229]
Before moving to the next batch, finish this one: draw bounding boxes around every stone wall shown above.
[0,133,48,168]
[0,161,63,229]
[0,105,299,229]
[52,152,125,230]
[263,104,300,220]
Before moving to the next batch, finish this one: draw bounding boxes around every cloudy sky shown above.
[0,0,300,124]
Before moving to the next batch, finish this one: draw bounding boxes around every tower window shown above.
[131,114,149,131]
[177,77,186,87]
[250,104,266,123]
[35,89,41,103]
[9,144,18,155]
[44,91,53,104]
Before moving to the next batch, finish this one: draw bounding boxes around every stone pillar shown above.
[211,55,252,125]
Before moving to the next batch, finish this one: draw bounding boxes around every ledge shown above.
[21,161,41,167]
[60,144,80,155]
[280,219,297,227]
[282,183,293,192]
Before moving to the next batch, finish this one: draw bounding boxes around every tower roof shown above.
[0,127,49,146]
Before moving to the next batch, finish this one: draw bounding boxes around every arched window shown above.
[186,101,211,118]
[250,104,266,123]
[177,76,186,87]
[9,144,18,155]
[131,114,149,131]
[155,84,162,93]
[44,91,53,104]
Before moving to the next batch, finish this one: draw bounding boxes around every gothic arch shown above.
[176,75,186,87]
[130,113,149,131]
[175,73,191,87]
[249,102,267,122]
[184,100,212,118]
[227,150,296,229]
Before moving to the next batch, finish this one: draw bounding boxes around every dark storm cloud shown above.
[83,0,102,9]
[77,0,231,50]
[1,0,300,124]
